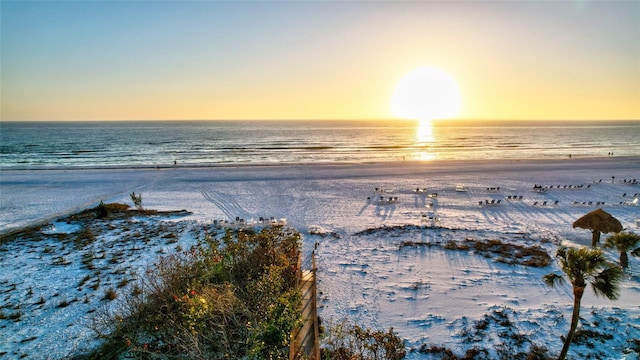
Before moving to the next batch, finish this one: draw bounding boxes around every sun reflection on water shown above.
[412,118,437,161]
[416,119,435,143]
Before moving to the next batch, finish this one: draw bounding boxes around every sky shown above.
[1,0,639,121]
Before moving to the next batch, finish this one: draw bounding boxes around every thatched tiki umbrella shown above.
[573,208,623,248]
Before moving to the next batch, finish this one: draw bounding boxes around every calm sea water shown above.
[1,120,639,169]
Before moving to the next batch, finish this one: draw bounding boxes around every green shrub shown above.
[95,201,108,219]
[130,192,143,210]
[86,226,302,360]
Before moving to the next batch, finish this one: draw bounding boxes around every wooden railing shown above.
[290,251,319,360]
[311,252,319,359]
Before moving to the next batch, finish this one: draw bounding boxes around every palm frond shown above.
[543,273,564,288]
[555,246,568,258]
[632,247,640,257]
[605,232,640,252]
[555,246,572,277]
[591,265,623,300]
[561,246,606,279]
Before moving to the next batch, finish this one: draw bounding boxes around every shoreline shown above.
[1,154,638,173]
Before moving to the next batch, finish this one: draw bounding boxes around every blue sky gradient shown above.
[2,1,639,121]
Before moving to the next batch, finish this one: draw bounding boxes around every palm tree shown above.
[604,231,640,269]
[543,246,623,360]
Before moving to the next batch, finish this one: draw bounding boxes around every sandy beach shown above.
[1,157,639,358]
[3,157,639,234]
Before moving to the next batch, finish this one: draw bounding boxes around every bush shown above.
[93,202,130,219]
[85,226,302,360]
[95,201,108,219]
[130,192,143,211]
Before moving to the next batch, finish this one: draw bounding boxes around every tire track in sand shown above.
[199,187,253,220]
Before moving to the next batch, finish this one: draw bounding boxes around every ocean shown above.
[1,120,639,169]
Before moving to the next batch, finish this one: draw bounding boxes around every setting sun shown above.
[391,67,462,121]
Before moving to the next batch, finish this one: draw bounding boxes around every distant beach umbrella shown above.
[573,208,623,248]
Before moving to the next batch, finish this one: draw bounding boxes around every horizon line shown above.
[2,118,640,123]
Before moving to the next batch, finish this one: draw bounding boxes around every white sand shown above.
[1,157,639,358]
